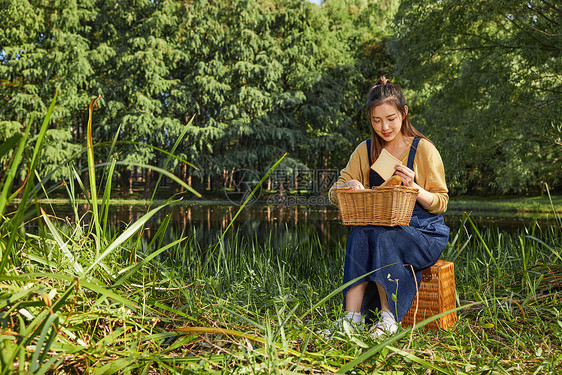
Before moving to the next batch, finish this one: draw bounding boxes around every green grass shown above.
[449,194,562,215]
[1,211,560,373]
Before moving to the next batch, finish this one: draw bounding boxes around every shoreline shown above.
[11,194,562,211]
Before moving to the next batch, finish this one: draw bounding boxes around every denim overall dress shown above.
[342,137,450,323]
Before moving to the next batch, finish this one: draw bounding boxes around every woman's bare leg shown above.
[345,281,368,313]
[346,282,391,313]
[373,282,399,336]
[376,282,391,313]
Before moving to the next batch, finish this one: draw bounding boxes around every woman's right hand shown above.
[338,179,365,191]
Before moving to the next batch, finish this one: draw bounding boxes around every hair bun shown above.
[375,76,391,86]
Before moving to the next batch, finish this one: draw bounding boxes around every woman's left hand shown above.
[394,164,435,209]
[394,164,416,188]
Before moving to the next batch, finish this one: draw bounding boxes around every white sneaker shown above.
[371,319,399,338]
[320,316,365,338]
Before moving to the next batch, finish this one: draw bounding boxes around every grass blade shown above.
[0,105,34,218]
[30,313,59,373]
[40,207,83,274]
[526,235,562,262]
[148,115,196,207]
[83,201,174,276]
[86,95,103,255]
[0,133,22,160]
[86,161,201,198]
[299,265,394,321]
[113,237,187,287]
[101,158,117,235]
[386,345,456,374]
[0,92,57,274]
[466,214,500,273]
[92,358,137,375]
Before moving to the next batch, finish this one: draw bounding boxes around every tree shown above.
[392,0,562,194]
[88,0,188,195]
[169,0,399,187]
[1,0,399,196]
[0,0,95,182]
[303,0,398,170]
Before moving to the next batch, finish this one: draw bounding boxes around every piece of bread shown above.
[371,149,402,180]
[379,175,402,187]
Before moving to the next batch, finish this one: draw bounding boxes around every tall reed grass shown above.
[0,94,560,373]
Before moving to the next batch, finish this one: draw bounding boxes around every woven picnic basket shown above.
[402,260,457,330]
[335,186,419,227]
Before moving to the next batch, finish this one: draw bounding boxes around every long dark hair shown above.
[366,76,427,163]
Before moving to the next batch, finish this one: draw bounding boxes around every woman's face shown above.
[370,102,407,144]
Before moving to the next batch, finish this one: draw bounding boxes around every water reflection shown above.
[38,202,549,250]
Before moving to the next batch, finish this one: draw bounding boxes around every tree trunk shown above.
[182,163,193,193]
[82,169,90,199]
[121,168,132,195]
[143,169,153,198]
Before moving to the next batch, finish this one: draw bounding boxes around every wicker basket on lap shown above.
[335,185,419,227]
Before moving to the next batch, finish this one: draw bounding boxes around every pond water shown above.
[39,201,550,250]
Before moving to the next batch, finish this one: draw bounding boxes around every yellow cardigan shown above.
[328,138,449,214]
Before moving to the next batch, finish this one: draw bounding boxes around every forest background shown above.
[1,0,561,198]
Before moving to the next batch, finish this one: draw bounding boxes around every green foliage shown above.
[0,0,96,181]
[391,0,562,194]
[168,0,390,176]
[3,0,558,194]
[91,0,186,168]
[1,0,397,193]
